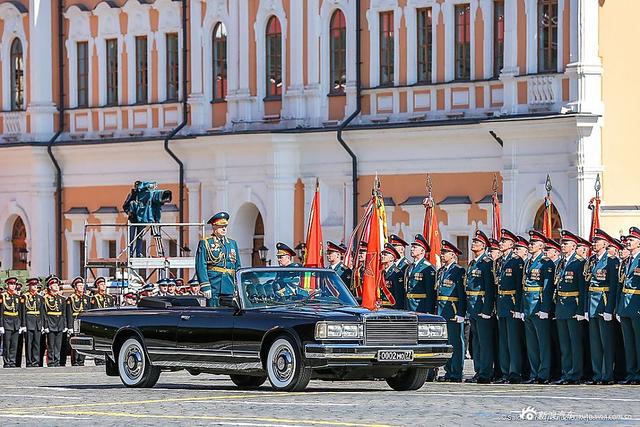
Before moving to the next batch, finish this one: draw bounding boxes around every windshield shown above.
[237,268,358,309]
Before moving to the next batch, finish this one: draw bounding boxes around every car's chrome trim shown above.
[304,343,452,360]
[70,335,94,351]
[146,347,260,358]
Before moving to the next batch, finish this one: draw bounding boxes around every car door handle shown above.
[180,315,191,321]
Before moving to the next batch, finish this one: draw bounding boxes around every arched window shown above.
[10,39,24,111]
[533,202,562,240]
[11,217,27,270]
[329,10,346,95]
[265,16,282,98]
[212,22,227,101]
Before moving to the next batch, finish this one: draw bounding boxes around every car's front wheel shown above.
[117,337,160,388]
[230,374,267,389]
[386,367,428,391]
[265,336,311,391]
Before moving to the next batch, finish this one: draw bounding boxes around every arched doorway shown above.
[533,202,562,240]
[12,216,27,270]
[252,213,266,267]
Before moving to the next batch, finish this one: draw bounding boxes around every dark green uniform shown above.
[437,262,466,380]
[522,253,555,382]
[586,252,618,382]
[496,250,525,382]
[44,293,66,367]
[383,263,405,309]
[331,262,352,288]
[405,258,437,314]
[555,252,586,382]
[90,292,115,309]
[466,252,496,382]
[618,252,640,382]
[1,292,22,368]
[195,235,241,307]
[66,293,91,366]
[21,292,45,367]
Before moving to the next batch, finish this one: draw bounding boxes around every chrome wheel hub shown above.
[124,345,143,379]
[272,345,294,383]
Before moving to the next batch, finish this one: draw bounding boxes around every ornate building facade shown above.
[0,0,633,279]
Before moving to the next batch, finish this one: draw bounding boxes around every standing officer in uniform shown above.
[496,229,525,383]
[618,227,640,384]
[405,234,437,315]
[90,277,115,309]
[544,238,563,382]
[436,240,466,382]
[1,277,22,368]
[196,212,241,307]
[586,228,619,385]
[554,230,587,384]
[66,277,91,366]
[381,243,405,309]
[21,278,44,367]
[389,234,410,273]
[44,277,66,367]
[465,230,496,384]
[326,241,352,286]
[515,236,530,261]
[156,278,171,296]
[522,230,556,384]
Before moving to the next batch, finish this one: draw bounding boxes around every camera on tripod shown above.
[123,181,172,224]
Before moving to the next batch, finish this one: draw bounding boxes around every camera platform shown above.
[82,221,206,290]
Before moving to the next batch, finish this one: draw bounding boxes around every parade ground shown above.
[0,361,637,427]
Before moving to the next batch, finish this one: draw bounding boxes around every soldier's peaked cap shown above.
[157,278,173,286]
[71,276,85,287]
[628,227,640,240]
[560,230,580,244]
[4,277,18,285]
[411,234,430,252]
[94,276,107,286]
[609,238,624,251]
[188,277,200,285]
[473,230,490,246]
[500,229,518,243]
[276,242,296,257]
[528,230,547,243]
[577,236,591,247]
[545,238,561,252]
[441,240,462,256]
[326,241,345,254]
[46,276,60,287]
[208,211,229,226]
[489,238,501,250]
[382,243,400,260]
[388,234,409,247]
[515,236,529,248]
[592,228,615,245]
[26,277,41,287]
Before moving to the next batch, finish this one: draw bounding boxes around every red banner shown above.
[492,193,501,241]
[423,197,441,267]
[542,196,553,239]
[362,197,383,310]
[588,196,600,242]
[303,181,323,268]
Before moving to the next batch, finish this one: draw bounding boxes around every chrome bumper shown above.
[304,342,452,361]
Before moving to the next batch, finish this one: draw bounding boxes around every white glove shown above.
[19,327,26,334]
[478,313,491,319]
[584,312,589,322]
[67,329,73,336]
[454,315,465,323]
[536,311,549,319]
[511,311,522,319]
[574,314,586,321]
[601,312,612,322]
[62,328,68,333]
[202,289,212,299]
[616,314,621,322]
[41,327,46,334]
[0,327,4,334]
[43,328,50,334]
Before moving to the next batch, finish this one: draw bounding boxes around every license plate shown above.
[376,350,414,362]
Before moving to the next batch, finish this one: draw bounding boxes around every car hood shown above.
[253,304,444,322]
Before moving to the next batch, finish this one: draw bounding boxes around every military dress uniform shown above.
[436,241,467,381]
[382,244,406,309]
[66,286,91,366]
[496,230,525,383]
[618,227,640,384]
[43,283,66,367]
[555,231,587,384]
[21,279,45,367]
[405,235,437,314]
[1,278,22,368]
[466,231,496,383]
[586,229,619,384]
[326,241,352,287]
[196,212,241,307]
[91,292,115,309]
[522,231,556,383]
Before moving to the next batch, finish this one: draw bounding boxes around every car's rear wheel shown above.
[117,337,160,388]
[266,336,311,392]
[230,374,267,389]
[386,367,428,391]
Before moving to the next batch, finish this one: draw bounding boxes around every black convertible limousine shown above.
[71,268,452,391]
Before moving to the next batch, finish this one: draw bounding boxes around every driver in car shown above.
[273,243,307,299]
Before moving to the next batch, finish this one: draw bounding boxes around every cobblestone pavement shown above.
[0,360,638,426]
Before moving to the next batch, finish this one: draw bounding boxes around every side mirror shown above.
[219,295,240,309]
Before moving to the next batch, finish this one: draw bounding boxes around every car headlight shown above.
[73,318,81,334]
[418,323,447,340]
[315,322,364,340]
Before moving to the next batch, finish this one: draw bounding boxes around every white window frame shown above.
[404,0,440,85]
[123,0,154,105]
[366,0,403,88]
[153,0,183,103]
[0,3,28,111]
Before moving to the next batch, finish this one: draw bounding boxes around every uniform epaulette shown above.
[482,255,492,263]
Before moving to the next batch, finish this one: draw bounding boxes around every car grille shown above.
[364,315,418,345]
